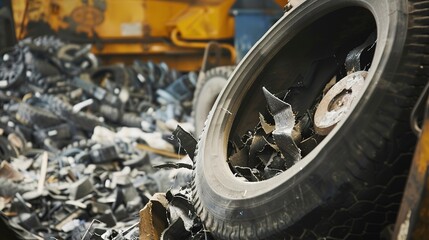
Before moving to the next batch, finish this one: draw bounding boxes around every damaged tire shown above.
[192,0,428,239]
[192,66,234,135]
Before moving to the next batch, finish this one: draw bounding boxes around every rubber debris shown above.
[0,36,211,239]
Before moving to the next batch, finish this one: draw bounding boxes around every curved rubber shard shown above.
[262,87,301,162]
[172,125,197,161]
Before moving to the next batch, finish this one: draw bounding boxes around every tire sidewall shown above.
[193,67,234,135]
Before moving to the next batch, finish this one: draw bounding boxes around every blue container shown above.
[233,9,282,62]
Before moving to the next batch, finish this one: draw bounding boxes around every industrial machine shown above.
[11,0,286,71]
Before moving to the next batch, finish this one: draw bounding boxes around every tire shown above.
[192,1,429,239]
[192,66,234,136]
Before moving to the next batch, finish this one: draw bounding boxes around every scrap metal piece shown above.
[54,209,85,231]
[98,211,117,228]
[121,221,140,237]
[0,161,24,182]
[262,87,301,162]
[89,145,118,164]
[156,72,197,105]
[314,71,367,135]
[69,177,95,200]
[410,80,429,136]
[81,219,102,240]
[71,76,121,107]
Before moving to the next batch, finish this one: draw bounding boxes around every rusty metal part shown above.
[393,95,429,240]
[314,71,367,136]
[171,28,236,63]
[139,193,169,240]
[263,87,301,162]
[410,81,429,136]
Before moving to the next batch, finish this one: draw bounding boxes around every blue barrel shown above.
[232,9,282,62]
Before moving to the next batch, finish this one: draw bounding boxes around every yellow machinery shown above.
[12,0,287,71]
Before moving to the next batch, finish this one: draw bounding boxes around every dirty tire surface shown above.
[192,0,429,239]
[192,66,234,136]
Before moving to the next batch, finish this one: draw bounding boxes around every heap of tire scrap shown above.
[0,36,210,240]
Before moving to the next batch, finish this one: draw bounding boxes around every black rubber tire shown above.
[192,1,429,239]
[192,66,234,136]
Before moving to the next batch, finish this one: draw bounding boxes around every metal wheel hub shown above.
[314,71,367,135]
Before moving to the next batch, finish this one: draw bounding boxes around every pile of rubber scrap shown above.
[227,87,321,182]
[0,36,208,239]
